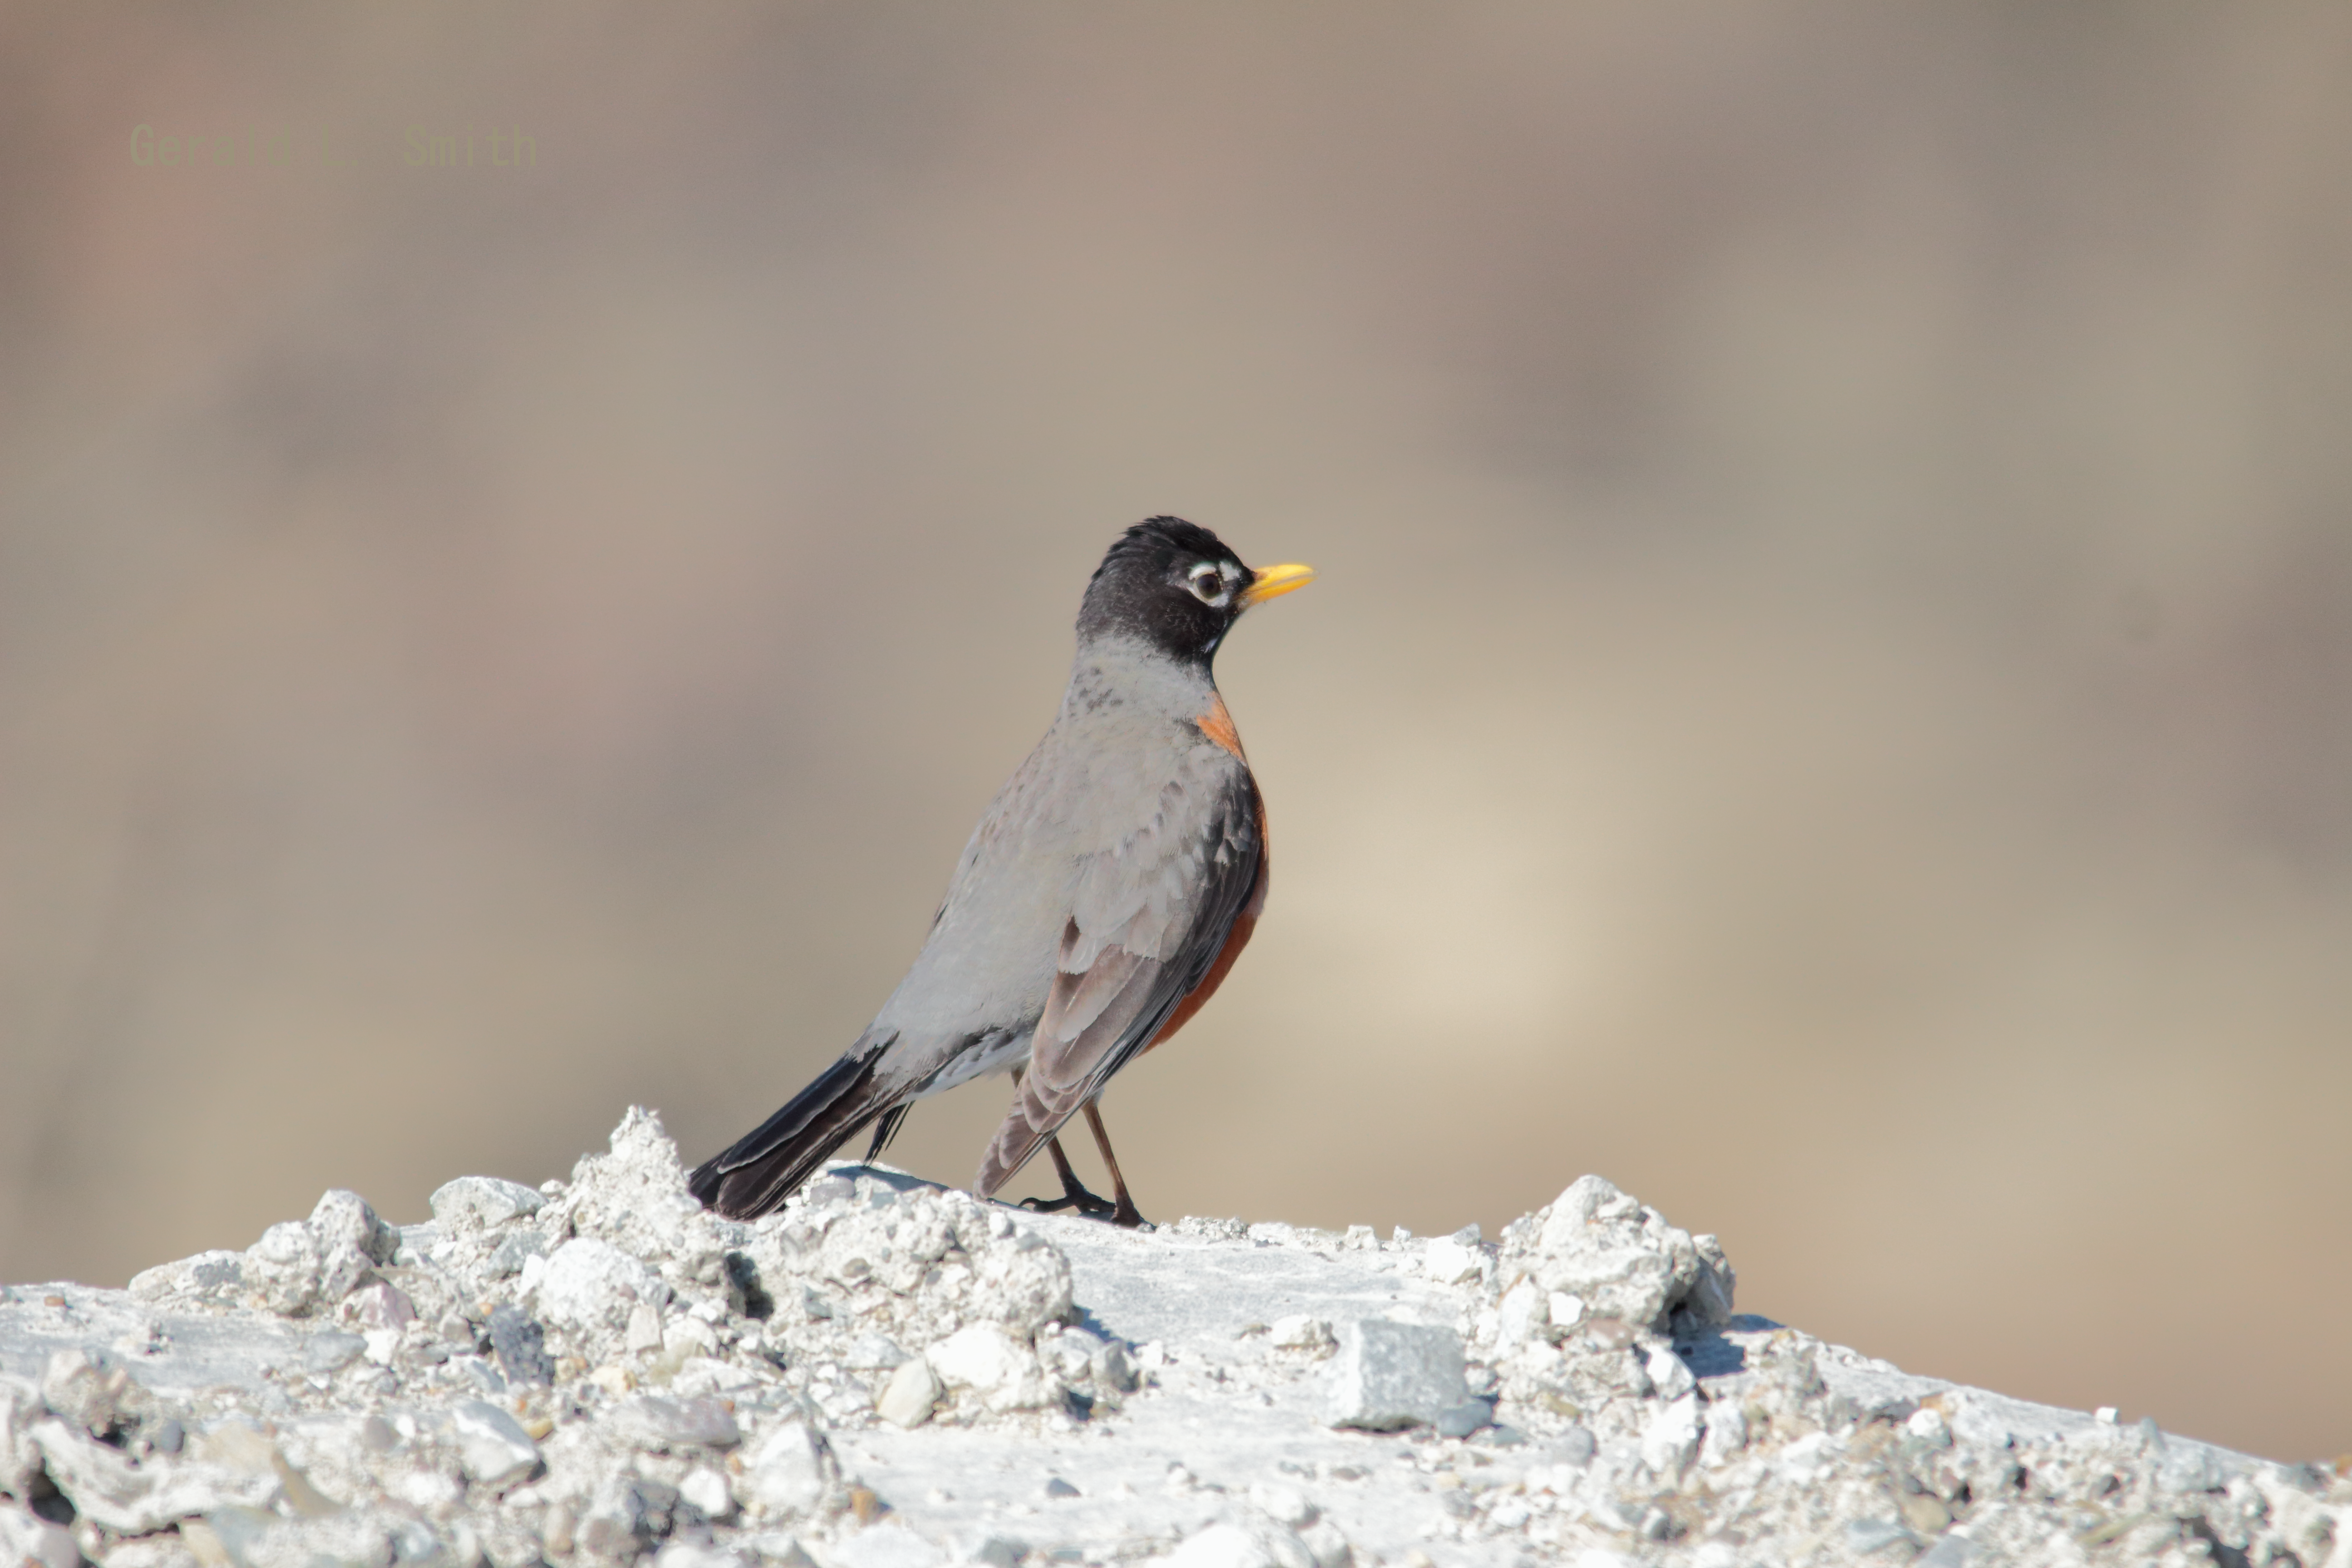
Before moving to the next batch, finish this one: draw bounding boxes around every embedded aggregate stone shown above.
[5,1108,2342,1568]
[486,1302,555,1387]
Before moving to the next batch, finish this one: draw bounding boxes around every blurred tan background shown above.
[3,1,2348,1463]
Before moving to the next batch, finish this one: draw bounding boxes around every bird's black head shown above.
[1075,516,1314,666]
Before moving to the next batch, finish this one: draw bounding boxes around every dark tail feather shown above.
[688,1035,897,1218]
[863,1103,911,1163]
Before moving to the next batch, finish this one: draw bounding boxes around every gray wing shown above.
[972,764,1264,1198]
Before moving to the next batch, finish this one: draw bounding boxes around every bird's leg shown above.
[1018,1134,1117,1218]
[1083,1102,1150,1229]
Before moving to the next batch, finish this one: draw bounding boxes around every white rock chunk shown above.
[1168,1522,1315,1568]
[1249,1479,1318,1527]
[451,1399,541,1486]
[678,1466,735,1522]
[1519,1174,1733,1333]
[876,1357,942,1428]
[828,1521,947,1568]
[535,1237,670,1338]
[1642,1341,1696,1402]
[1641,1392,1704,1476]
[1700,1398,1749,1466]
[1420,1235,1482,1285]
[1323,1320,1467,1430]
[430,1176,546,1233]
[925,1323,1058,1412]
[29,1416,275,1533]
[656,1540,751,1568]
[0,1500,78,1568]
[738,1421,835,1518]
[626,1302,666,1354]
[1298,1518,1353,1568]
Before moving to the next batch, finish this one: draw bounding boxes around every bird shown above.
[687,517,1313,1227]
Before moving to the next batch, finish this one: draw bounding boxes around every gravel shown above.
[4,1108,2344,1568]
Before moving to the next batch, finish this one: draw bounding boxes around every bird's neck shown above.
[1063,632,1220,721]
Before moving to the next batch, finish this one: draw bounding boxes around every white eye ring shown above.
[1187,563,1231,606]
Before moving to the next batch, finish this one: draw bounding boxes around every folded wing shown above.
[973,768,1264,1198]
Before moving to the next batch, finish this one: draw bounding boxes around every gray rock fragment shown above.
[487,1229,550,1280]
[581,1475,683,1558]
[1323,1320,1467,1431]
[301,1332,367,1375]
[960,1535,1028,1568]
[307,1190,400,1296]
[1917,1534,1977,1568]
[1092,1337,1139,1392]
[1432,1396,1495,1438]
[485,1303,554,1387]
[1846,1518,1916,1555]
[204,1501,414,1568]
[844,1333,908,1372]
[608,1394,742,1451]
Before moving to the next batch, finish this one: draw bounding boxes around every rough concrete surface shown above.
[3,1111,2343,1568]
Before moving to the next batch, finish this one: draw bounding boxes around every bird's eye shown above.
[1187,564,1228,605]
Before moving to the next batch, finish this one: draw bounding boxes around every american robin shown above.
[688,517,1313,1227]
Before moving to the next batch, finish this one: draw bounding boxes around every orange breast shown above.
[1196,693,1245,761]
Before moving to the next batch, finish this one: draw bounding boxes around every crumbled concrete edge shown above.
[0,1109,2341,1568]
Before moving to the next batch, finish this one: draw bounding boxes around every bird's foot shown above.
[1020,1187,1117,1220]
[1110,1198,1152,1230]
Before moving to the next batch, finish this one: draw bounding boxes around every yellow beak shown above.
[1240,562,1316,607]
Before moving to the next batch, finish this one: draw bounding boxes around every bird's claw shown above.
[1020,1189,1117,1220]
